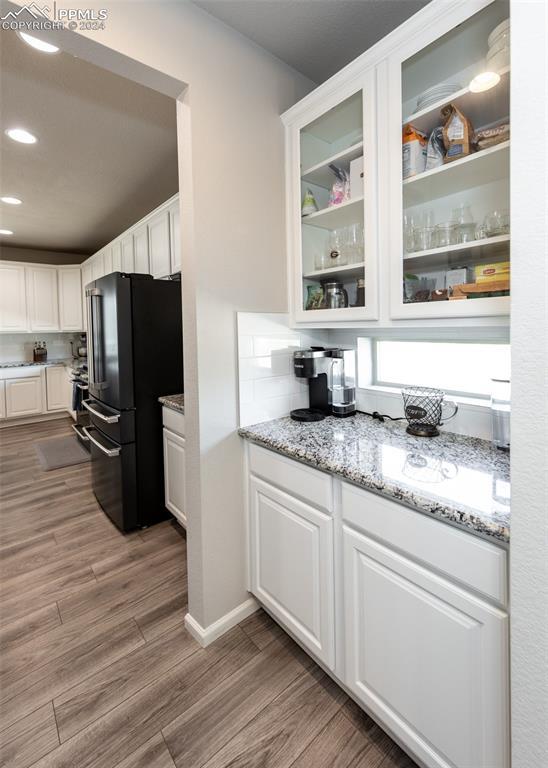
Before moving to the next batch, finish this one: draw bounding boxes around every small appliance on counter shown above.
[402,385,458,437]
[291,347,356,421]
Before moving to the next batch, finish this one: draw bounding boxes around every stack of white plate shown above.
[486,18,510,71]
[415,82,462,112]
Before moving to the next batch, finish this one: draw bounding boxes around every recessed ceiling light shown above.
[469,71,501,93]
[18,32,60,53]
[5,127,37,144]
[1,196,22,205]
[0,229,14,236]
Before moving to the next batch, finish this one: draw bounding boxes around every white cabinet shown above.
[0,263,28,332]
[26,267,59,331]
[46,366,68,411]
[163,428,186,526]
[58,267,83,331]
[111,242,122,272]
[91,252,105,281]
[5,376,43,417]
[133,224,149,274]
[81,262,93,332]
[343,524,509,768]
[249,475,335,669]
[121,234,134,272]
[148,210,171,278]
[103,247,113,277]
[168,202,181,273]
[0,381,5,419]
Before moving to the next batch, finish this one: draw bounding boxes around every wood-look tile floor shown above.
[0,418,417,768]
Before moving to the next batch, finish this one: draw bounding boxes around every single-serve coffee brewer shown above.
[291,348,356,421]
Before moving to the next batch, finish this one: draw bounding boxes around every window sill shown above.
[357,384,490,410]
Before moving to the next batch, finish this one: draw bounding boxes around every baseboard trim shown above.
[0,411,72,429]
[184,597,259,647]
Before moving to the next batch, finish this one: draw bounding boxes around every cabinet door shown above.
[46,366,66,411]
[133,225,149,274]
[58,268,83,331]
[111,242,122,272]
[0,381,5,419]
[148,210,171,278]
[27,267,59,331]
[163,428,186,526]
[121,234,134,272]
[92,252,105,281]
[343,525,509,768]
[81,262,93,332]
[103,247,113,277]
[168,202,181,273]
[0,264,28,332]
[387,1,510,320]
[289,70,378,324]
[5,377,43,417]
[249,476,335,669]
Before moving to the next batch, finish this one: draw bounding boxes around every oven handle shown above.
[82,399,120,423]
[76,383,89,390]
[82,426,120,457]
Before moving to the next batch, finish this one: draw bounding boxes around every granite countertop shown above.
[239,413,510,544]
[158,394,184,413]
[0,359,73,369]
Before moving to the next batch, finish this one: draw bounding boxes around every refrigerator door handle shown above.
[82,399,120,423]
[86,288,107,390]
[82,426,121,457]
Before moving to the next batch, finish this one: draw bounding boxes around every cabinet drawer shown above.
[162,405,185,437]
[342,482,507,606]
[248,443,332,513]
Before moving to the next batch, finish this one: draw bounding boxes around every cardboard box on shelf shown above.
[474,262,510,284]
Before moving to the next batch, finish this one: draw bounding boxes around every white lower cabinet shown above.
[244,443,509,768]
[343,524,509,768]
[5,376,43,417]
[163,427,186,526]
[46,366,68,411]
[249,476,335,669]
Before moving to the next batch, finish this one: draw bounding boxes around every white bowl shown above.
[488,18,510,48]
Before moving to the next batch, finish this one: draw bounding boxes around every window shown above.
[359,339,510,398]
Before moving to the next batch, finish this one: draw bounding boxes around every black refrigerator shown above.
[83,272,183,532]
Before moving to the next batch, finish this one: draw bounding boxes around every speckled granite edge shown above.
[239,416,510,545]
[158,394,184,413]
[0,359,73,369]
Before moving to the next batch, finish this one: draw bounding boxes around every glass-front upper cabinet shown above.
[284,72,378,323]
[389,0,510,319]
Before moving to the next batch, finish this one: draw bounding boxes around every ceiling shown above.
[193,0,430,83]
[0,29,178,256]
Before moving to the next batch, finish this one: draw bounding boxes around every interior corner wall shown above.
[510,1,548,765]
[34,0,315,629]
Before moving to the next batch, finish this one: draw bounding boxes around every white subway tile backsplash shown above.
[239,354,291,382]
[237,312,329,427]
[254,375,294,400]
[253,336,302,357]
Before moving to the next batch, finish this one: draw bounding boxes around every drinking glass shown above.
[413,227,435,252]
[326,229,348,267]
[434,222,457,248]
[484,210,510,236]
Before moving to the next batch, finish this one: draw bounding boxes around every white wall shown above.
[20,0,314,630]
[510,1,548,765]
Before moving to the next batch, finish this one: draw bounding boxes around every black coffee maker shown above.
[291,347,356,422]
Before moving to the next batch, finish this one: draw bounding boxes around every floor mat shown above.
[34,435,91,471]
